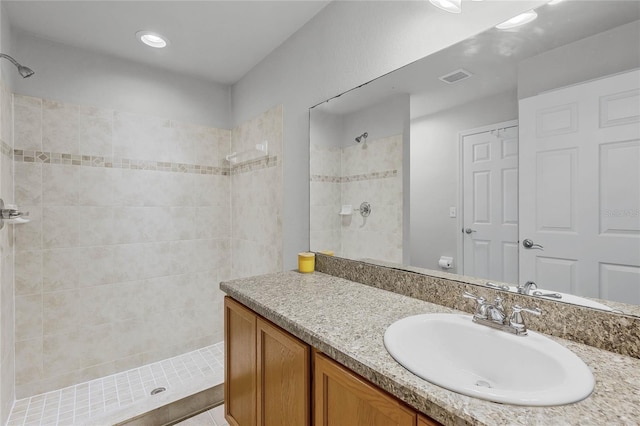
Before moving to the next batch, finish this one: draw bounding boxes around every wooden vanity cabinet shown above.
[256,317,310,425]
[225,296,440,426]
[224,297,311,426]
[314,351,417,426]
[225,296,257,426]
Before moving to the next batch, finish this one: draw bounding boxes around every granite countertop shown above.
[220,271,640,426]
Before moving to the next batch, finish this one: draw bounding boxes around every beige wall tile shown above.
[13,95,42,151]
[15,250,42,296]
[77,167,114,206]
[42,100,79,154]
[42,330,82,378]
[1,253,16,360]
[170,207,197,240]
[15,338,43,385]
[42,164,78,206]
[141,242,174,279]
[78,105,113,156]
[111,244,144,283]
[1,83,13,146]
[76,246,118,287]
[42,248,79,291]
[15,294,42,341]
[1,347,15,425]
[42,290,81,335]
[76,206,115,246]
[42,206,79,248]
[14,163,42,206]
[14,205,42,251]
[112,169,149,207]
[113,111,172,161]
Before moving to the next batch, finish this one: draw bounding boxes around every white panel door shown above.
[462,125,519,283]
[519,69,640,303]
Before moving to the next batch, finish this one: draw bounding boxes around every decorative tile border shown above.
[230,155,279,175]
[310,175,341,183]
[13,149,230,176]
[310,169,397,183]
[9,148,279,177]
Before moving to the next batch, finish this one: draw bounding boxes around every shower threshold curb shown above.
[85,375,224,426]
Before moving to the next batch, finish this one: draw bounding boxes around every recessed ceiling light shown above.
[495,10,538,30]
[548,0,565,4]
[429,0,462,14]
[136,31,168,49]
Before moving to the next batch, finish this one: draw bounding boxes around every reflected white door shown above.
[462,125,519,282]
[519,69,640,304]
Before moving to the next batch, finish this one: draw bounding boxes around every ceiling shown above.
[313,1,640,118]
[4,0,330,85]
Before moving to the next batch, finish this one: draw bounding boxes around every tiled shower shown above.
[1,80,283,422]
[310,134,403,263]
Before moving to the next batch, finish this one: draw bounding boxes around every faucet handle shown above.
[463,291,486,304]
[463,291,479,300]
[512,305,542,316]
[463,291,487,319]
[509,305,542,335]
[518,280,538,295]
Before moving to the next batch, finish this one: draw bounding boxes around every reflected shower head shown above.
[18,65,34,78]
[0,53,34,78]
[355,132,368,143]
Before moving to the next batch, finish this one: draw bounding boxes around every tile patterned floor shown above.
[6,342,224,426]
[175,404,228,426]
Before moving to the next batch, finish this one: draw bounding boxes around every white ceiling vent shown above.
[439,69,472,84]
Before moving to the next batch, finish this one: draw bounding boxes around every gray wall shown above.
[12,32,231,129]
[410,90,518,272]
[341,94,408,149]
[231,0,543,270]
[518,20,640,99]
[310,110,343,150]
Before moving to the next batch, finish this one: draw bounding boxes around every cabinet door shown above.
[314,352,416,426]
[225,297,257,426]
[257,318,311,426]
[418,414,441,426]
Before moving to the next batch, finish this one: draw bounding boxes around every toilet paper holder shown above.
[438,256,453,269]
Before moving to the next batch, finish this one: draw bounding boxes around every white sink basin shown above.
[384,314,595,406]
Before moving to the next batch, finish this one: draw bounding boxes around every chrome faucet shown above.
[463,291,541,336]
[517,280,538,295]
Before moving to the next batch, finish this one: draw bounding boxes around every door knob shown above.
[522,239,544,250]
[464,228,477,234]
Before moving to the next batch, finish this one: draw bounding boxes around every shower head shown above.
[355,132,368,143]
[18,65,34,78]
[0,53,34,78]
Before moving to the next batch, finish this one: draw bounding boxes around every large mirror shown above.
[310,1,640,316]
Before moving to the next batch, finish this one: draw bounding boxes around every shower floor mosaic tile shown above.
[6,342,224,426]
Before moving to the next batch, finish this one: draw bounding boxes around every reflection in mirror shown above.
[309,1,640,316]
[310,94,410,264]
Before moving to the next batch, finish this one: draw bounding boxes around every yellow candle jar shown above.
[298,252,315,273]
